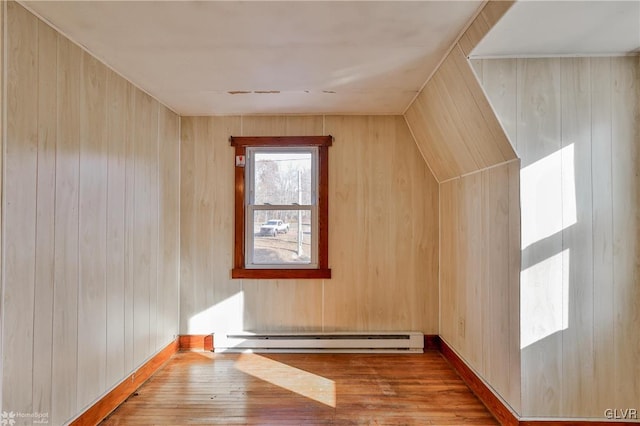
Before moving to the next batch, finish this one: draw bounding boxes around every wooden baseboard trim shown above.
[519,421,636,425]
[70,338,179,426]
[439,339,634,425]
[439,339,519,426]
[423,334,441,351]
[179,334,214,351]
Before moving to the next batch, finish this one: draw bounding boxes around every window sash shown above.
[245,205,319,269]
[246,147,318,207]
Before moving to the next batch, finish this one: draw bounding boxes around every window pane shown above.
[251,210,312,265]
[254,152,312,205]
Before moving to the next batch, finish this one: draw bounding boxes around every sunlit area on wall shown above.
[520,144,576,250]
[188,291,245,334]
[520,144,576,349]
[521,249,569,349]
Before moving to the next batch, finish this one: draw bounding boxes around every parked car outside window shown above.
[259,219,289,237]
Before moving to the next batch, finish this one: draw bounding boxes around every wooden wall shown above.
[405,44,516,182]
[1,3,180,424]
[180,115,439,334]
[0,0,4,409]
[404,0,522,414]
[403,0,516,183]
[440,161,521,414]
[475,57,640,418]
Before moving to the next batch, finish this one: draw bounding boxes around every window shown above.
[230,136,332,279]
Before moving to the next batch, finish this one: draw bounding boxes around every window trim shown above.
[230,136,332,279]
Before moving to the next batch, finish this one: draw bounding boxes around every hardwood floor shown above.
[101,351,498,425]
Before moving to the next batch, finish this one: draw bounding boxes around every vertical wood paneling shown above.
[180,116,242,335]
[518,58,563,417]
[0,0,3,406]
[392,116,438,332]
[3,1,38,415]
[51,34,81,426]
[439,161,520,414]
[507,160,521,414]
[478,56,640,418]
[208,116,243,334]
[192,117,215,334]
[458,171,483,369]
[324,115,438,332]
[439,178,458,346]
[611,56,640,409]
[3,4,181,423]
[132,91,155,366]
[444,178,461,345]
[32,19,57,418]
[105,68,127,388]
[123,82,136,375]
[158,105,180,346]
[148,103,159,354]
[560,58,594,415]
[590,57,615,416]
[323,115,369,330]
[77,50,108,410]
[179,116,196,333]
[481,164,510,399]
[242,279,324,332]
[478,59,517,148]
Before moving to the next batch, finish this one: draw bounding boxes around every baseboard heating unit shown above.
[214,332,424,353]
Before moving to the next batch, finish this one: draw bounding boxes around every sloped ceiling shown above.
[404,1,517,182]
[22,1,483,115]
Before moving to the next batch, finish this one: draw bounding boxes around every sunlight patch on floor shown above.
[234,353,336,407]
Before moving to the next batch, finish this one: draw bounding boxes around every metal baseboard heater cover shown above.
[214,332,424,353]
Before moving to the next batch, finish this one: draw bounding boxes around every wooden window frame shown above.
[230,136,332,279]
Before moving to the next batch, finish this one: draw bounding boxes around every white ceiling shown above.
[23,1,483,115]
[473,1,640,58]
[22,1,639,115]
